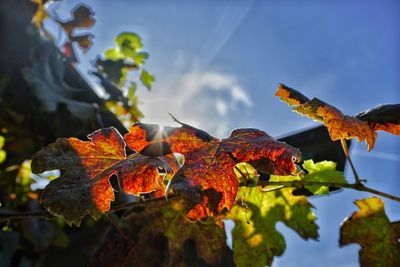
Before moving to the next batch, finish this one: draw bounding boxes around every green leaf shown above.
[132,52,149,65]
[227,177,318,267]
[115,32,143,57]
[127,82,137,100]
[0,135,6,164]
[302,160,346,195]
[140,69,155,90]
[104,48,124,60]
[340,197,400,267]
[95,58,136,86]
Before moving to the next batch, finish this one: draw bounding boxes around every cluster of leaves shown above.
[32,1,153,125]
[32,1,96,62]
[2,1,400,267]
[93,31,155,125]
[29,81,400,266]
[0,0,125,266]
[33,118,303,225]
[27,112,392,267]
[30,114,400,266]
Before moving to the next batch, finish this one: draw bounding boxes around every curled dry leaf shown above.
[356,104,400,136]
[32,127,179,226]
[125,119,302,221]
[276,84,400,151]
[340,197,400,267]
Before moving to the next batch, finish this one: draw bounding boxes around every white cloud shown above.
[216,99,228,116]
[138,54,253,138]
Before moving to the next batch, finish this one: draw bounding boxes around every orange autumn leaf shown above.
[125,119,302,221]
[275,84,400,151]
[31,0,48,29]
[32,127,179,226]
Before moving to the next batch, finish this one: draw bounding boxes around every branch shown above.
[0,210,50,220]
[0,195,181,221]
[256,180,400,202]
[1,180,398,222]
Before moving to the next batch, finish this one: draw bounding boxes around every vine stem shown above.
[1,181,399,221]
[0,195,182,221]
[256,180,400,202]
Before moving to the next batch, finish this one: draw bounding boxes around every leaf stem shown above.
[340,139,362,184]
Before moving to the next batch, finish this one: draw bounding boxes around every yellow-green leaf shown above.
[140,69,155,90]
[340,197,400,267]
[302,160,346,195]
[227,177,318,267]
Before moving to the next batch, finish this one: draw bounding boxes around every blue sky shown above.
[46,1,400,266]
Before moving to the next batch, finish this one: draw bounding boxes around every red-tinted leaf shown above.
[56,4,95,36]
[125,120,301,221]
[32,127,178,225]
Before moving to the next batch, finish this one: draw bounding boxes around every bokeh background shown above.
[45,1,400,266]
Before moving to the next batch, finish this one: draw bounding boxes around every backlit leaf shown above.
[31,0,48,29]
[302,160,346,195]
[356,104,400,136]
[0,135,6,164]
[140,69,155,90]
[115,32,143,56]
[133,52,149,65]
[32,127,179,226]
[275,84,400,151]
[95,58,137,85]
[340,197,400,267]
[125,120,302,221]
[227,175,318,267]
[104,48,124,60]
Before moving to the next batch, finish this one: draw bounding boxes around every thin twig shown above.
[340,139,362,184]
[0,210,50,221]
